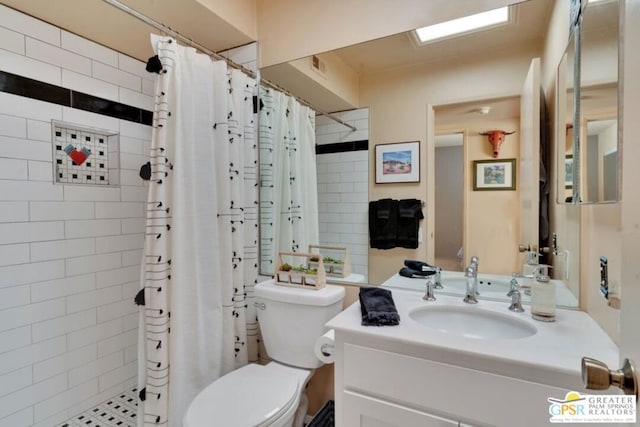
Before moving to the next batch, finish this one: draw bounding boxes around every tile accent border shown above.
[316,140,369,155]
[0,71,153,126]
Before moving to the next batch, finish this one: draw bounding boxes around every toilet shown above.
[183,280,345,427]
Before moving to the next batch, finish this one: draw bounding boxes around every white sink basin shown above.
[408,305,537,340]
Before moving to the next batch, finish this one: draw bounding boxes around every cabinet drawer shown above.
[343,390,458,427]
[343,343,567,426]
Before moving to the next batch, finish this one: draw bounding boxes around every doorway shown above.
[434,133,464,271]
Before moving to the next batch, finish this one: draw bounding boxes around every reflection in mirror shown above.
[258,86,320,273]
[434,133,463,272]
[433,96,537,278]
[314,109,370,283]
[557,31,575,203]
[258,89,370,282]
[559,0,619,203]
[580,0,619,203]
[258,0,580,307]
[585,117,618,201]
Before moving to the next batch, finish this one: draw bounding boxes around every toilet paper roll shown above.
[314,329,335,364]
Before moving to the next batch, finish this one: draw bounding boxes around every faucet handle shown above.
[508,289,525,312]
[434,269,443,289]
[507,274,520,297]
[423,279,436,301]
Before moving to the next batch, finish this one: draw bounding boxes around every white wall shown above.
[316,108,369,280]
[0,5,153,426]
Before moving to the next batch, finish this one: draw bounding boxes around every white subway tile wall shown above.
[0,4,151,425]
[0,7,261,426]
[315,108,369,280]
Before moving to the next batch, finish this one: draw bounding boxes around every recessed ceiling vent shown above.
[311,55,326,76]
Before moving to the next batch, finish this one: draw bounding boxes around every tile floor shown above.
[57,388,137,427]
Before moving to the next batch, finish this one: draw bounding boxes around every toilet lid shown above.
[184,364,300,427]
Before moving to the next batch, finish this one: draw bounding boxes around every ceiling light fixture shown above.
[415,7,510,44]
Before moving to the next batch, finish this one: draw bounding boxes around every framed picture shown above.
[473,158,516,191]
[565,155,574,189]
[375,141,420,184]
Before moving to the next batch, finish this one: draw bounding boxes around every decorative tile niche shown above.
[52,121,120,186]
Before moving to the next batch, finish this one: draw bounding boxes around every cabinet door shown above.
[342,391,458,427]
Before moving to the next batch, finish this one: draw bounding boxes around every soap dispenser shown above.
[521,251,539,289]
[530,264,556,322]
[522,251,539,276]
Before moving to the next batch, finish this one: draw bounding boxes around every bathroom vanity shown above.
[326,289,618,427]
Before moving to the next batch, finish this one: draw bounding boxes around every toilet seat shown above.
[183,363,302,427]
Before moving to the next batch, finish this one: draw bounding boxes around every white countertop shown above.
[326,288,619,388]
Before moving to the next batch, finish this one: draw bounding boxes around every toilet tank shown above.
[255,280,345,369]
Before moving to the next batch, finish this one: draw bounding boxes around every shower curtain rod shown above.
[258,79,357,132]
[101,0,357,132]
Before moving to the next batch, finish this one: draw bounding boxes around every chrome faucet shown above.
[423,279,436,301]
[433,267,443,289]
[507,274,520,297]
[470,256,479,268]
[506,274,525,311]
[463,266,478,304]
[469,256,479,296]
[508,288,525,312]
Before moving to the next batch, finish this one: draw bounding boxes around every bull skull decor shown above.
[479,130,516,158]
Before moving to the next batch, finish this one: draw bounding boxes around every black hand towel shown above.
[396,199,424,249]
[359,287,400,326]
[404,259,435,272]
[376,198,393,219]
[369,199,399,249]
[399,267,437,278]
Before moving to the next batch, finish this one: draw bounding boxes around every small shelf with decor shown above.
[308,245,351,278]
[275,252,326,290]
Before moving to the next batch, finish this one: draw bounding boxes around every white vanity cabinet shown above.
[334,339,568,427]
[326,290,619,427]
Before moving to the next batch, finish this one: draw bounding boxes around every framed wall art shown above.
[564,154,574,189]
[375,141,420,184]
[472,158,516,191]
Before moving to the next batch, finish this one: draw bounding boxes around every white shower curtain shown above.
[259,88,319,270]
[137,35,259,427]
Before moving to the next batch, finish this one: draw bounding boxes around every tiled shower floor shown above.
[57,388,137,427]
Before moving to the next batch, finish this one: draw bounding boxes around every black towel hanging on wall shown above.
[368,199,398,249]
[368,198,423,249]
[396,199,423,249]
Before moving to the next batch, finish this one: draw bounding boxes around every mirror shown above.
[258,0,580,307]
[433,96,525,276]
[558,0,619,203]
[258,84,369,283]
[557,31,576,203]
